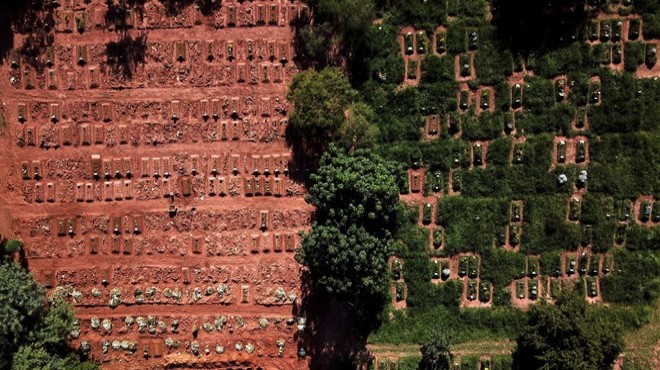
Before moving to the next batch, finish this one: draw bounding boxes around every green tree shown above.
[288,67,358,134]
[336,102,378,153]
[512,291,624,370]
[4,239,22,254]
[420,329,454,370]
[287,68,359,165]
[0,262,96,369]
[296,147,400,300]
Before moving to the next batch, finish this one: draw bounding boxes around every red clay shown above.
[0,1,310,369]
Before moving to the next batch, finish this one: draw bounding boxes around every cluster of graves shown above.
[0,0,308,368]
[48,0,308,31]
[390,193,657,308]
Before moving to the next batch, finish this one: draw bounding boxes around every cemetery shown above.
[0,0,658,369]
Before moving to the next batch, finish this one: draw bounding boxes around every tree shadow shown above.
[157,0,221,16]
[297,270,387,370]
[0,0,55,72]
[492,0,594,55]
[104,32,148,80]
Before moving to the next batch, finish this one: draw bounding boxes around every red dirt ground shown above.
[0,1,311,369]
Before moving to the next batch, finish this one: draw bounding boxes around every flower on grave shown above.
[274,287,286,302]
[217,284,229,296]
[145,287,157,297]
[203,322,214,332]
[80,341,90,354]
[191,341,200,356]
[102,318,113,332]
[90,317,100,330]
[136,316,147,332]
[235,342,244,351]
[71,290,83,302]
[245,343,255,354]
[192,287,202,302]
[288,290,297,302]
[102,341,111,354]
[215,345,224,354]
[215,315,227,330]
[259,317,269,328]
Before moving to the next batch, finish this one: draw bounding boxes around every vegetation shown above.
[296,146,400,300]
[291,0,659,368]
[0,259,96,369]
[420,329,453,370]
[512,291,624,370]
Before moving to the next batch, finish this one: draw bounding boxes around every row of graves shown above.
[12,97,289,126]
[371,355,508,370]
[71,313,305,362]
[404,137,590,195]
[9,58,295,91]
[14,119,289,148]
[7,39,293,71]
[19,152,297,203]
[50,0,309,31]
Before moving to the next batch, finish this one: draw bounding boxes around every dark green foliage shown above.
[473,25,513,85]
[297,147,400,300]
[3,239,22,254]
[480,248,526,287]
[522,76,554,114]
[512,291,624,370]
[460,167,512,197]
[0,262,96,369]
[12,346,97,370]
[588,73,660,134]
[460,355,479,369]
[447,21,468,54]
[370,306,526,344]
[540,251,562,277]
[420,329,453,370]
[625,225,659,251]
[492,355,513,370]
[421,54,455,83]
[534,43,595,78]
[385,0,448,29]
[601,250,660,305]
[461,109,504,140]
[436,197,509,254]
[522,195,581,254]
[486,137,512,166]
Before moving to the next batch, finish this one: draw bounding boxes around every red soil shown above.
[0,1,310,369]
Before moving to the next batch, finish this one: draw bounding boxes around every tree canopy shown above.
[420,329,454,370]
[296,146,400,300]
[0,255,95,369]
[512,291,624,370]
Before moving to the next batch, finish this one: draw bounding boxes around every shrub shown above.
[521,195,581,254]
[600,250,660,305]
[436,197,509,255]
[4,239,22,254]
[486,137,512,166]
[480,247,526,288]
[421,54,455,83]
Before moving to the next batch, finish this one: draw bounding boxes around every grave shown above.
[94,125,104,144]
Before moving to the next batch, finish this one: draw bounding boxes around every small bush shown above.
[4,239,22,254]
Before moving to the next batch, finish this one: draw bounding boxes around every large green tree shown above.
[420,329,454,370]
[0,258,96,369]
[296,146,400,300]
[512,291,624,370]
